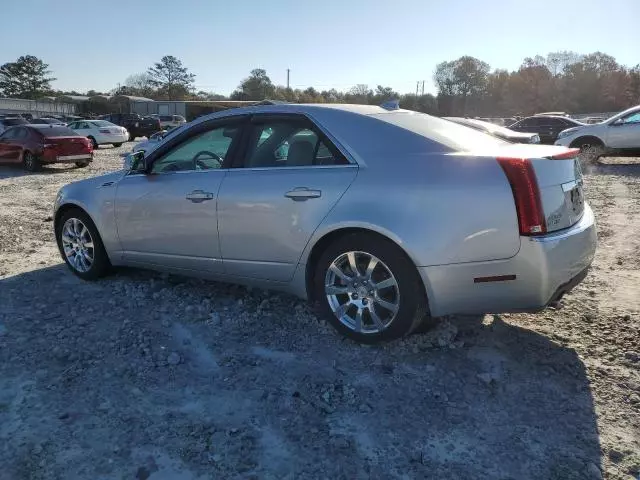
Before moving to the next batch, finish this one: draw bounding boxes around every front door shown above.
[607,111,640,149]
[114,121,242,272]
[217,114,358,282]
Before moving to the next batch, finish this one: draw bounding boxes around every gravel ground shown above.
[0,145,638,480]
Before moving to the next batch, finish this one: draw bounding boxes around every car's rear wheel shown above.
[56,209,110,280]
[88,136,99,149]
[313,233,431,343]
[22,151,41,172]
[112,143,123,147]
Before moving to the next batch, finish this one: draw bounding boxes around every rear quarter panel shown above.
[302,153,520,268]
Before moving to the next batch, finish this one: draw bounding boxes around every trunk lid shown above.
[45,136,92,155]
[491,144,584,234]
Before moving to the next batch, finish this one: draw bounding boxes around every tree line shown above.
[1,52,639,117]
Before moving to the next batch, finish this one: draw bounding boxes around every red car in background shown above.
[0,124,93,171]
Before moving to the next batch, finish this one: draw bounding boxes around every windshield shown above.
[374,111,509,151]
[33,126,80,137]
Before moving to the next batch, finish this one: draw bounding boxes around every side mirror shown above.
[124,151,147,172]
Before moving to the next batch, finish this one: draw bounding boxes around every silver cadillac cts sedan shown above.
[54,103,597,343]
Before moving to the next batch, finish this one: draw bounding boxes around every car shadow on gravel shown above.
[0,266,604,480]
[0,165,79,179]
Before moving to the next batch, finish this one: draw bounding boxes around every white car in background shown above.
[67,120,129,149]
[555,105,640,156]
[132,124,188,155]
[152,114,187,129]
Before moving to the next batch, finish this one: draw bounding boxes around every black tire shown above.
[112,143,123,147]
[128,133,135,142]
[55,208,111,281]
[570,137,604,163]
[22,151,41,172]
[75,162,89,168]
[313,233,431,343]
[88,136,99,149]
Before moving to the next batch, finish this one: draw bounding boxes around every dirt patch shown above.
[0,149,638,479]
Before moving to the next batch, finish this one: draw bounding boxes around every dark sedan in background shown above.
[509,115,585,144]
[445,117,540,144]
[0,124,93,171]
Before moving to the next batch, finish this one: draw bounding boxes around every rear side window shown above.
[243,120,347,168]
[373,111,508,152]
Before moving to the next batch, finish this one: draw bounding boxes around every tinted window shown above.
[160,115,172,121]
[544,117,566,126]
[244,121,346,168]
[0,128,18,139]
[32,126,79,137]
[151,124,238,173]
[2,118,28,127]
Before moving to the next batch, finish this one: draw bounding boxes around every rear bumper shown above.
[421,203,597,316]
[97,133,128,144]
[42,153,93,164]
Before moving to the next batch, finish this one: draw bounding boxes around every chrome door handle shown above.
[186,190,214,203]
[285,188,321,201]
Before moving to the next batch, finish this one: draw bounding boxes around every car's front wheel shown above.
[112,143,123,147]
[88,136,99,149]
[313,233,431,343]
[56,209,110,280]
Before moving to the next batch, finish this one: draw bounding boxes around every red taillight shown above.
[497,157,546,236]
[547,148,580,160]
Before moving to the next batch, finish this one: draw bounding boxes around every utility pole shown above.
[287,69,290,89]
[416,81,419,96]
[421,80,425,96]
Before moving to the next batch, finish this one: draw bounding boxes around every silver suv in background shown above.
[555,105,640,156]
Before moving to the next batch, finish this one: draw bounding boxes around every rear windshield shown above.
[90,120,114,127]
[372,111,509,151]
[33,126,80,137]
[2,118,28,126]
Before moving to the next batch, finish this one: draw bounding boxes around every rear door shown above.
[217,114,358,281]
[607,111,640,149]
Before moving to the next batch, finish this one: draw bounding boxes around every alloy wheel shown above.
[324,251,400,334]
[61,217,95,273]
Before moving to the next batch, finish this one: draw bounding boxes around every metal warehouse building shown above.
[127,99,266,121]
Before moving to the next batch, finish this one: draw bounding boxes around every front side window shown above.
[150,124,239,174]
[244,120,346,168]
[621,112,640,125]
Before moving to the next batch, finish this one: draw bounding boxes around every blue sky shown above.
[2,0,639,95]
